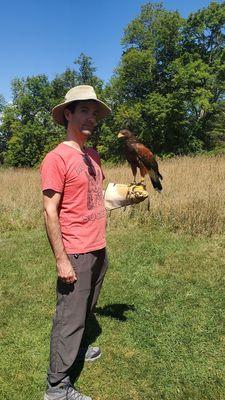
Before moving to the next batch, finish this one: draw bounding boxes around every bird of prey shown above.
[117,129,163,192]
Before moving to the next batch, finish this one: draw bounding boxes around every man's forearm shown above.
[44,210,67,261]
[44,210,76,283]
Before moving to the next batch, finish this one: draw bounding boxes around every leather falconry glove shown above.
[104,183,149,211]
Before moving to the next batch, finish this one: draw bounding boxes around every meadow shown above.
[0,154,224,235]
[0,155,225,400]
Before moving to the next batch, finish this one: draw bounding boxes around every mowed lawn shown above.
[1,225,225,400]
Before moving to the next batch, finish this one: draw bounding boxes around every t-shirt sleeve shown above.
[40,152,66,192]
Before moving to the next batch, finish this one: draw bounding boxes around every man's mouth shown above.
[81,127,93,135]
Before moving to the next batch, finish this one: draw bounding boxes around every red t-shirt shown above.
[40,142,106,254]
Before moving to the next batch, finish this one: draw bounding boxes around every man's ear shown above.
[64,108,71,122]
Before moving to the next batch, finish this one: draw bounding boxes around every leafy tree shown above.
[0,53,109,166]
[51,68,79,106]
[75,53,96,82]
[74,53,104,93]
[112,48,156,101]
[11,75,53,124]
[0,95,7,163]
[0,94,6,112]
[204,101,225,149]
[0,104,19,164]
[1,3,225,166]
[121,2,184,92]
[0,75,62,166]
[108,1,225,155]
[73,53,111,153]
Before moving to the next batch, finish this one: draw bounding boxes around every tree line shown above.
[0,1,225,167]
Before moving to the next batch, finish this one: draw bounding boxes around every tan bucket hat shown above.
[52,85,111,125]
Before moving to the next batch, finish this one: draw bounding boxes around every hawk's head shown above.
[117,129,135,140]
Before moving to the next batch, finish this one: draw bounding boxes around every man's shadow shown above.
[70,303,135,383]
[95,303,136,321]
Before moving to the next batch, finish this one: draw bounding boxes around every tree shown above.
[74,53,112,153]
[0,94,6,113]
[0,104,20,164]
[0,53,109,166]
[1,3,225,166]
[204,101,225,150]
[108,1,225,155]
[74,53,104,92]
[0,75,63,166]
[0,94,7,163]
[51,68,79,106]
[11,75,53,124]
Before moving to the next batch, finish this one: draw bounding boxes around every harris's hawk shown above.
[118,129,163,192]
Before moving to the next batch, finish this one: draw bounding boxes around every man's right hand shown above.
[56,257,77,284]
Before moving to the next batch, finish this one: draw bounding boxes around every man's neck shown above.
[65,130,87,151]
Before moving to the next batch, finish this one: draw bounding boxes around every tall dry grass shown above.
[0,168,43,232]
[105,155,225,235]
[0,155,224,235]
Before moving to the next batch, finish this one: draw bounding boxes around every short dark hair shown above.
[63,101,77,128]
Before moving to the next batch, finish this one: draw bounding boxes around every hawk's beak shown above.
[117,132,124,138]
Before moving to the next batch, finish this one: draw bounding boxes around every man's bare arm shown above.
[43,189,76,284]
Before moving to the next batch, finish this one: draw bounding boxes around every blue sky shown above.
[0,0,218,102]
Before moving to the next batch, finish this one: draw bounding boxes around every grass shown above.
[104,155,225,236]
[0,156,225,399]
[1,226,225,400]
[0,154,225,235]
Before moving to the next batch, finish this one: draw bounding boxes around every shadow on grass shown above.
[95,303,136,321]
[69,304,135,383]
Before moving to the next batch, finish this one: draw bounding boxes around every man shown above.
[40,85,111,400]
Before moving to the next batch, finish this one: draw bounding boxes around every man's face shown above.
[65,100,99,136]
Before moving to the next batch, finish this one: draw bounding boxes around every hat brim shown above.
[52,98,111,126]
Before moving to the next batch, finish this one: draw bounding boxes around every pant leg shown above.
[47,248,108,384]
[86,248,108,317]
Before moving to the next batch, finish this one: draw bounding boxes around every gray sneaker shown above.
[78,346,102,362]
[44,376,92,400]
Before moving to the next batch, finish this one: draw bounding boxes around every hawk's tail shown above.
[149,170,163,192]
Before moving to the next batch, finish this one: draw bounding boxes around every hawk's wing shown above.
[131,142,163,191]
[132,143,162,177]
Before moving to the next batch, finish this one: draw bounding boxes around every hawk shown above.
[118,129,163,192]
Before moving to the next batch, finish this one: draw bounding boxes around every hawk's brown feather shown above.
[118,129,163,192]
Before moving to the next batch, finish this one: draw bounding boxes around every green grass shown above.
[1,226,225,400]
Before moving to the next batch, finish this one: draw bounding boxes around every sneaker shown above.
[78,346,102,362]
[44,376,92,400]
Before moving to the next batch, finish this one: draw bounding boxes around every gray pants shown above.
[48,248,108,384]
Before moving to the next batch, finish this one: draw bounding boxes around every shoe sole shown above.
[85,352,102,362]
[44,392,92,400]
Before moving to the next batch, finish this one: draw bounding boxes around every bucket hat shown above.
[52,85,111,125]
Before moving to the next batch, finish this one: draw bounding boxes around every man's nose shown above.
[88,113,97,125]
